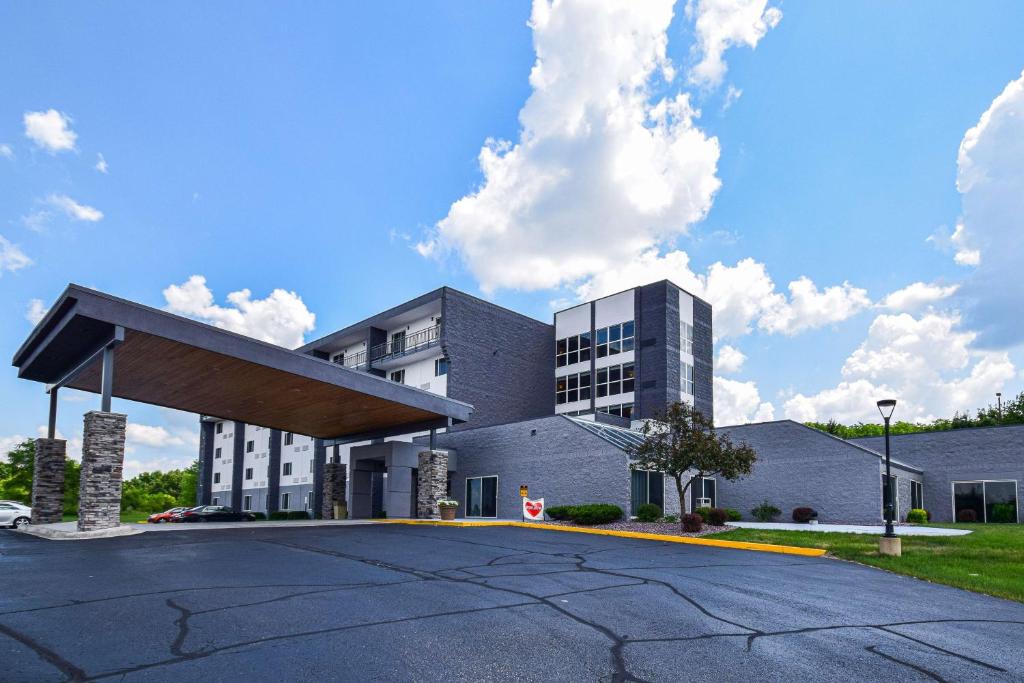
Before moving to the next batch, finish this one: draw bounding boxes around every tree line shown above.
[0,439,197,514]
[805,390,1024,439]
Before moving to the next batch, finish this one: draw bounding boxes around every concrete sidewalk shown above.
[730,521,972,536]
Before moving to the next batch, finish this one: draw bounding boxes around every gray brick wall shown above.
[852,425,1023,523]
[197,421,214,505]
[231,421,245,511]
[442,289,554,430]
[636,282,675,420]
[715,421,917,524]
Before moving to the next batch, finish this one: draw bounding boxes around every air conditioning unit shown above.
[697,497,712,508]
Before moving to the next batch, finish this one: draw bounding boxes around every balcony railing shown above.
[332,350,367,369]
[370,324,441,364]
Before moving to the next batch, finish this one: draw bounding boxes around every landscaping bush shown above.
[251,512,267,520]
[570,503,623,525]
[906,509,928,524]
[635,503,662,523]
[545,505,576,521]
[957,509,977,523]
[269,511,290,521]
[708,508,728,526]
[287,511,310,520]
[695,506,713,522]
[991,504,1017,524]
[792,507,818,523]
[662,513,679,523]
[681,513,703,532]
[751,501,781,522]
[725,508,742,522]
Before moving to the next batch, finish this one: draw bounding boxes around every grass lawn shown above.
[61,511,152,524]
[709,523,1024,603]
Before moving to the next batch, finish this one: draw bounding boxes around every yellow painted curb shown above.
[370,519,826,557]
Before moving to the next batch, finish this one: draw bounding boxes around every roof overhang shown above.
[12,285,473,440]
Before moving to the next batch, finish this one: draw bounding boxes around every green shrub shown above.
[695,506,713,522]
[681,513,703,532]
[725,508,742,522]
[251,512,267,520]
[751,501,781,522]
[662,513,679,523]
[991,503,1017,524]
[269,511,290,521]
[545,505,576,521]
[906,508,928,524]
[287,510,310,520]
[635,503,662,523]
[708,508,728,526]
[570,503,623,525]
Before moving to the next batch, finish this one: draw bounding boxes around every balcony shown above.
[332,350,368,370]
[370,324,441,370]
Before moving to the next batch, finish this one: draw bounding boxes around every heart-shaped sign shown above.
[523,498,544,519]
[525,501,542,516]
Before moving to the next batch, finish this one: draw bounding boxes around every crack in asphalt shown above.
[865,644,947,682]
[0,621,88,682]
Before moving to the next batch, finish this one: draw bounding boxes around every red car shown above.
[148,507,188,523]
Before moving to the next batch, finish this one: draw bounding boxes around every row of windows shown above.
[217,459,312,485]
[680,321,694,355]
[389,358,449,385]
[555,372,591,405]
[239,492,314,512]
[556,333,591,367]
[556,363,635,404]
[597,403,634,419]
[555,320,636,367]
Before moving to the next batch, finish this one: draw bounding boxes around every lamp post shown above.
[877,399,899,555]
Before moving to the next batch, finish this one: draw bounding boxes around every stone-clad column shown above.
[416,450,448,519]
[77,411,127,532]
[32,438,67,524]
[322,461,347,519]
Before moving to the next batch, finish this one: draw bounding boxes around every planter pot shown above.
[439,507,457,521]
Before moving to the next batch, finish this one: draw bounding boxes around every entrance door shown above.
[466,476,497,517]
[690,477,716,511]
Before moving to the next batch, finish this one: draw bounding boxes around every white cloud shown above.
[46,194,103,222]
[419,0,722,294]
[715,344,746,373]
[0,435,29,462]
[784,311,1016,423]
[95,153,108,174]
[714,376,774,425]
[758,277,871,336]
[878,281,958,312]
[685,0,782,88]
[948,68,1024,346]
[23,109,78,153]
[33,426,83,462]
[163,275,316,349]
[126,423,186,450]
[0,235,32,275]
[0,143,13,159]
[26,299,48,325]
[722,84,743,111]
[927,222,979,266]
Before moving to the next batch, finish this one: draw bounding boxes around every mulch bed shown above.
[538,519,734,538]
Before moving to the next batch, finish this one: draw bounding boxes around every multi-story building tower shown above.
[197,280,713,518]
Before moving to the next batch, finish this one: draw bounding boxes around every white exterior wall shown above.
[243,424,271,489]
[678,288,695,407]
[594,290,635,412]
[389,353,447,394]
[388,313,440,343]
[280,434,315,491]
[554,303,591,414]
[211,421,235,500]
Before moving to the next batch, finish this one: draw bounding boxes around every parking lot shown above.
[2,524,1023,681]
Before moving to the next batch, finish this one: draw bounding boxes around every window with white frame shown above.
[596,321,635,358]
[596,363,635,398]
[214,447,221,459]
[283,462,293,476]
[434,358,449,376]
[911,480,923,511]
[281,492,291,510]
[216,422,223,434]
[243,495,252,511]
[246,440,254,453]
[213,472,221,484]
[597,403,633,419]
[245,467,253,481]
[680,321,694,355]
[284,432,293,446]
[556,372,591,405]
[556,332,591,367]
[682,363,694,395]
[305,491,314,510]
[390,369,405,384]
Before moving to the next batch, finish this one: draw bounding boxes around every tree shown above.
[0,439,36,504]
[628,402,757,522]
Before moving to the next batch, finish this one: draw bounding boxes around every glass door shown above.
[466,476,497,517]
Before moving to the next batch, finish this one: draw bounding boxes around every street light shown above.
[877,399,897,539]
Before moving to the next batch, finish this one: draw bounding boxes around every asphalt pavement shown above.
[1,524,1022,682]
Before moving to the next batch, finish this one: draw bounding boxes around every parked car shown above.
[147,507,188,524]
[0,502,32,529]
[173,505,256,523]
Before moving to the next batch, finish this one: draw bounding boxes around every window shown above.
[598,403,634,419]
[680,321,694,355]
[390,369,405,384]
[556,332,591,367]
[214,447,221,459]
[283,462,293,476]
[596,321,634,358]
[882,474,899,521]
[245,467,253,481]
[281,493,291,510]
[435,358,449,376]
[631,470,664,516]
[331,352,344,365]
[284,432,293,446]
[216,422,223,434]
[309,459,313,473]
[213,472,221,484]
[596,363,634,398]
[391,330,406,354]
[305,491,314,511]
[555,372,591,405]
[466,476,497,517]
[246,440,254,453]
[212,497,219,505]
[911,480,923,511]
[691,477,716,510]
[682,363,694,396]
[953,481,1018,523]
[243,495,252,511]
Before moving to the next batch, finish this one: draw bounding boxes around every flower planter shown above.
[439,506,457,521]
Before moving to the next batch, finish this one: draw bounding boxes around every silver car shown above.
[0,502,32,529]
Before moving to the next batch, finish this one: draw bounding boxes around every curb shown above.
[17,524,147,541]
[371,519,827,557]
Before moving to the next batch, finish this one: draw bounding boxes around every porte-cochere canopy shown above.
[12,284,472,440]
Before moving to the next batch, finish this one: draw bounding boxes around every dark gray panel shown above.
[197,420,214,505]
[231,421,245,511]
[267,428,282,513]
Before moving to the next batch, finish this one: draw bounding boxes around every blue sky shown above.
[2,1,1023,474]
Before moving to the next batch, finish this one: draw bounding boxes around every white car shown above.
[0,502,32,529]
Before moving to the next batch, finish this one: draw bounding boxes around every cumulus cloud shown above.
[0,235,32,275]
[0,435,29,462]
[784,311,1016,423]
[26,299,48,325]
[0,144,13,159]
[758,277,871,336]
[715,344,746,373]
[419,0,722,294]
[878,281,958,312]
[126,423,186,450]
[95,153,108,174]
[163,275,316,348]
[46,194,103,222]
[23,109,77,153]
[947,68,1024,347]
[714,376,774,425]
[685,0,782,88]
